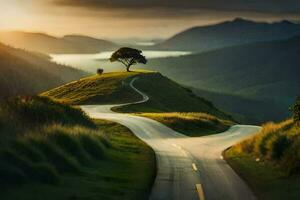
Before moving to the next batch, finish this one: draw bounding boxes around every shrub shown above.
[281,138,300,175]
[235,120,300,175]
[291,97,300,122]
[97,68,104,75]
[267,134,291,160]
[236,137,255,154]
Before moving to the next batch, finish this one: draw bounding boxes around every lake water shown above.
[50,50,191,73]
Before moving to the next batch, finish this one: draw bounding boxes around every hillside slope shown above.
[41,72,142,105]
[0,43,87,100]
[0,31,117,54]
[155,18,300,52]
[143,35,300,122]
[42,71,232,121]
[0,96,155,200]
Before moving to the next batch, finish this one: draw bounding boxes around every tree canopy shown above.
[110,47,147,72]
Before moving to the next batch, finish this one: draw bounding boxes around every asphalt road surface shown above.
[81,77,261,200]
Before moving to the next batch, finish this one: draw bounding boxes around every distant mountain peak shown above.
[279,20,295,25]
[231,18,255,24]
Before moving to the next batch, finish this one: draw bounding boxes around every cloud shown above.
[53,0,300,14]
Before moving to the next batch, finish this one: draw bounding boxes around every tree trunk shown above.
[126,65,131,72]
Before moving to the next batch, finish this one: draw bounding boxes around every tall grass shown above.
[0,96,95,136]
[0,96,110,186]
[137,112,233,136]
[233,119,300,175]
[0,125,110,186]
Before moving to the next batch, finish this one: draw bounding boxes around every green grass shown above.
[42,70,234,137]
[0,95,95,136]
[43,71,232,121]
[224,120,300,199]
[0,120,156,200]
[41,72,144,105]
[0,96,155,200]
[231,120,300,174]
[113,73,232,120]
[225,147,300,200]
[136,112,233,137]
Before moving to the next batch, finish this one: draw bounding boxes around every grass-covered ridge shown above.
[136,112,233,137]
[114,72,231,120]
[225,120,300,199]
[0,96,155,200]
[43,71,233,136]
[41,71,143,105]
[43,71,234,137]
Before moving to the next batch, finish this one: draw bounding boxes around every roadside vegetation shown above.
[225,100,300,199]
[0,96,155,200]
[136,112,233,137]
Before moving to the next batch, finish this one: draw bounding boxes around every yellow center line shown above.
[192,163,198,171]
[196,184,205,200]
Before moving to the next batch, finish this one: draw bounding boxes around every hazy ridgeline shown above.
[154,18,300,52]
[0,32,118,54]
[0,43,88,100]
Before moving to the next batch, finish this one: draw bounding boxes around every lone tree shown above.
[291,97,300,122]
[110,47,147,72]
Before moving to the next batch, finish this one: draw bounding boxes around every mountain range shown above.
[0,32,118,54]
[155,18,300,52]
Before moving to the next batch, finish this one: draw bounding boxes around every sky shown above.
[1,0,300,40]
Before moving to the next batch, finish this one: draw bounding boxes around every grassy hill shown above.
[43,71,233,136]
[43,71,231,119]
[141,35,300,123]
[0,96,155,200]
[114,73,230,119]
[0,43,87,100]
[0,31,118,54]
[41,72,142,105]
[155,18,300,52]
[225,119,300,200]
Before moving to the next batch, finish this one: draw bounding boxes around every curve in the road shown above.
[81,77,261,200]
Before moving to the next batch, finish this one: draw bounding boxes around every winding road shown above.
[81,77,261,200]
